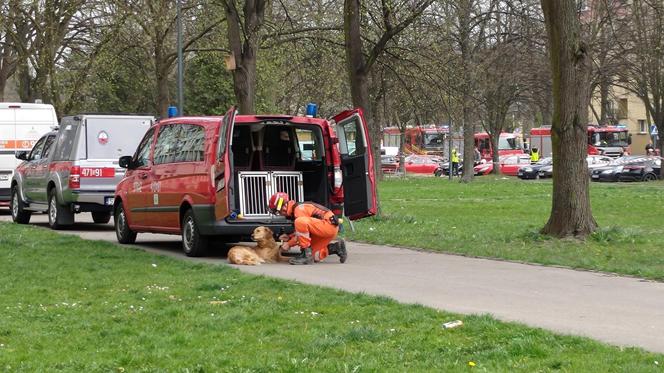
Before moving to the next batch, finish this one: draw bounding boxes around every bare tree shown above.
[540,0,598,237]
[221,0,267,114]
[343,0,434,179]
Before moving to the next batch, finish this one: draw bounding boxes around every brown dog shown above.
[227,226,288,265]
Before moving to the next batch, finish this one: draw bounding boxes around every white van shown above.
[0,103,58,206]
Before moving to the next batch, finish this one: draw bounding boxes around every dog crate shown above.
[238,171,303,218]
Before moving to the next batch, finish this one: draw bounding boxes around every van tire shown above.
[114,204,137,244]
[92,211,112,224]
[10,186,31,224]
[48,190,73,230]
[182,209,208,257]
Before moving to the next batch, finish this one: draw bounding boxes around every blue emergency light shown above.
[306,103,318,118]
[167,106,178,118]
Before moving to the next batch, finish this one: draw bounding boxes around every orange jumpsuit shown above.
[284,201,339,262]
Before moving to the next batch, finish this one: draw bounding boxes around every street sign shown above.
[651,124,658,135]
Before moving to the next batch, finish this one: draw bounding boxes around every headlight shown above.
[601,169,614,174]
[523,167,532,172]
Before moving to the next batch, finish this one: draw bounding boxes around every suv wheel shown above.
[92,211,112,224]
[182,209,208,257]
[48,190,73,230]
[114,204,137,244]
[10,186,31,224]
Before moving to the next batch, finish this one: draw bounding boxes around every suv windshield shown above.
[423,133,445,148]
[591,131,629,147]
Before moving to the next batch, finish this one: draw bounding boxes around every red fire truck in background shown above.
[382,126,448,156]
[474,132,525,161]
[529,125,630,158]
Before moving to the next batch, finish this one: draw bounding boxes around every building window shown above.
[638,120,647,133]
[617,98,628,120]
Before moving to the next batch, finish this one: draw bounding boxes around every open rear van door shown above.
[214,107,236,220]
[333,109,377,219]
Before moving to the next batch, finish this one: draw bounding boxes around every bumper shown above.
[69,190,115,212]
[591,174,619,182]
[0,187,9,202]
[517,171,538,179]
[192,204,294,238]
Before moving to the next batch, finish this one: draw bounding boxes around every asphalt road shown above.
[2,211,664,354]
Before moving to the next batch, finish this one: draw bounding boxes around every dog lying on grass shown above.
[227,226,288,265]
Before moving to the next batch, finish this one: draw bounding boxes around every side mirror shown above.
[119,155,134,169]
[15,151,28,161]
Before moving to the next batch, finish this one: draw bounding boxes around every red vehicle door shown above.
[332,109,377,219]
[214,107,236,220]
[125,127,156,227]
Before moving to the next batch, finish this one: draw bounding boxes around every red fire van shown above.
[113,107,377,256]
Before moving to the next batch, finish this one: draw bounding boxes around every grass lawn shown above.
[1,224,663,371]
[346,177,664,281]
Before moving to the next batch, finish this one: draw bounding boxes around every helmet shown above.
[268,192,290,214]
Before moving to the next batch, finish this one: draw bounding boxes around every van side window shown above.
[175,124,205,162]
[42,135,56,159]
[338,117,365,156]
[154,125,179,165]
[134,128,155,168]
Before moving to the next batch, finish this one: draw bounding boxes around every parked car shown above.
[517,157,552,179]
[618,157,662,182]
[474,154,531,176]
[10,114,154,228]
[381,155,399,174]
[590,156,651,182]
[0,102,58,207]
[586,155,613,176]
[113,108,378,257]
[403,154,443,175]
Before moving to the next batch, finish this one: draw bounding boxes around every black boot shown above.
[289,248,314,265]
[328,240,348,263]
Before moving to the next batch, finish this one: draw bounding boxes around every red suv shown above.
[114,107,377,256]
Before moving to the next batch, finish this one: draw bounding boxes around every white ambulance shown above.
[0,103,58,206]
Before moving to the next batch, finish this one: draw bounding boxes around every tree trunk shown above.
[225,0,264,115]
[540,0,598,237]
[459,0,474,183]
[599,76,610,125]
[490,133,500,174]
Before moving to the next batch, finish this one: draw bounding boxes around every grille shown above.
[238,171,303,218]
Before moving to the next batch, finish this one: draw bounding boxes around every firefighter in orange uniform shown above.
[268,192,347,265]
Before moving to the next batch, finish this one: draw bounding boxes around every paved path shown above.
[3,212,664,354]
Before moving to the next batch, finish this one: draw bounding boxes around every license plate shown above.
[592,174,599,179]
[518,172,523,176]
[0,175,8,181]
[105,197,115,206]
[81,167,115,178]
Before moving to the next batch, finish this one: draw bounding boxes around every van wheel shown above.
[10,186,31,224]
[48,190,73,230]
[92,211,112,224]
[114,204,137,244]
[182,209,208,257]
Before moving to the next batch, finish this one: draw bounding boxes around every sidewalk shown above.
[237,241,664,354]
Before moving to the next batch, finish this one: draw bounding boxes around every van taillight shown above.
[69,166,81,189]
[334,166,342,192]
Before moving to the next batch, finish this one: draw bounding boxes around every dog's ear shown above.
[264,227,273,236]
